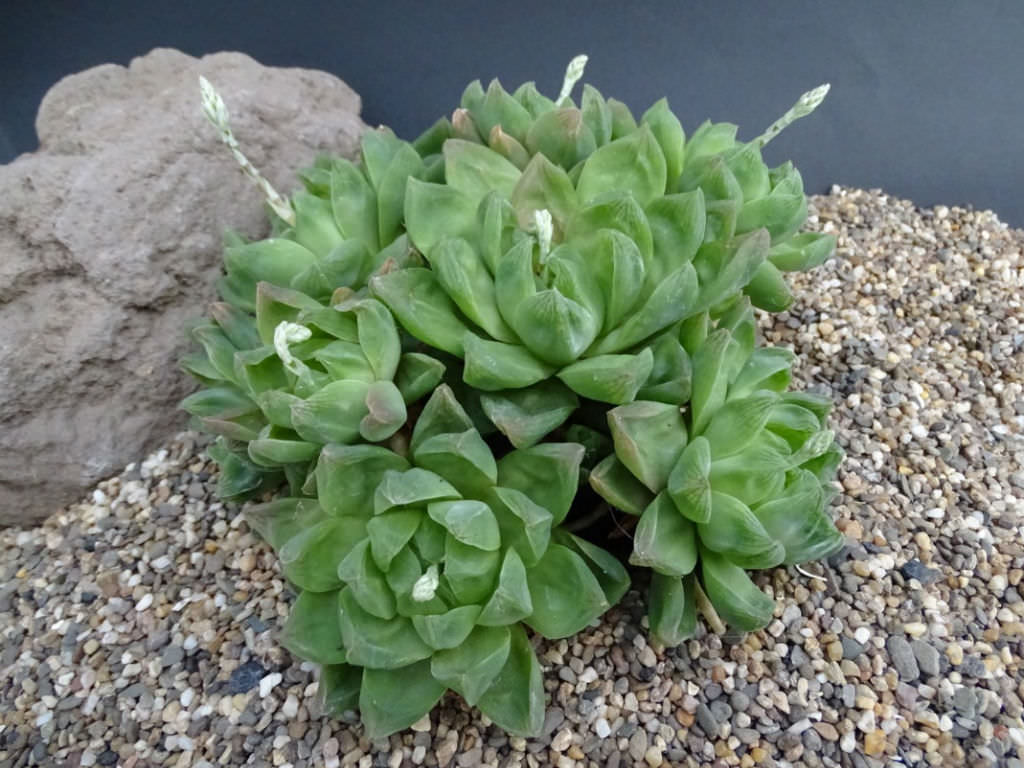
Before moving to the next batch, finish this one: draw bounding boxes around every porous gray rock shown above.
[0,47,367,525]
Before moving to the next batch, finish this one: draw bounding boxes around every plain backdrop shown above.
[2,1,1022,225]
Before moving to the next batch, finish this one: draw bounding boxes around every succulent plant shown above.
[588,298,844,643]
[242,385,627,738]
[184,59,843,739]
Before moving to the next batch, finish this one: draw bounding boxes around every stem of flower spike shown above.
[198,76,296,227]
[557,54,588,105]
[693,582,727,635]
[752,83,830,149]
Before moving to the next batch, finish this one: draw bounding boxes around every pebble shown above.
[1,189,1021,768]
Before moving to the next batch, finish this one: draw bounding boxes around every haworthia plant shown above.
[184,56,841,738]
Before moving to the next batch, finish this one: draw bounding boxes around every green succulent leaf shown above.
[279,517,367,592]
[427,500,501,551]
[359,660,445,741]
[608,401,688,492]
[336,539,397,619]
[316,444,410,516]
[700,391,779,458]
[636,330,692,405]
[431,625,511,707]
[729,347,794,400]
[394,353,447,404]
[583,229,647,334]
[473,547,532,626]
[409,384,476,452]
[280,589,347,665]
[606,98,638,139]
[525,107,596,170]
[697,492,785,570]
[556,531,631,606]
[479,380,579,449]
[444,535,501,604]
[318,663,362,716]
[412,116,452,157]
[403,178,478,255]
[374,468,461,514]
[248,433,320,467]
[768,232,836,272]
[567,192,654,265]
[328,161,379,253]
[338,587,433,669]
[430,238,516,342]
[443,138,522,204]
[244,497,325,550]
[744,260,794,311]
[476,624,544,737]
[666,436,713,524]
[370,268,471,356]
[524,544,609,638]
[496,443,584,526]
[689,329,731,435]
[181,386,258,419]
[644,191,706,290]
[632,492,698,576]
[510,153,578,236]
[580,84,612,146]
[700,547,775,632]
[366,510,422,571]
[577,124,667,207]
[415,430,498,498]
[488,125,531,169]
[753,469,843,564]
[224,239,319,295]
[463,334,556,391]
[210,302,262,350]
[648,572,697,647]
[588,454,655,515]
[725,143,771,201]
[641,98,685,186]
[765,403,822,449]
[411,605,481,651]
[488,487,552,567]
[290,380,369,445]
[557,347,654,405]
[359,381,408,443]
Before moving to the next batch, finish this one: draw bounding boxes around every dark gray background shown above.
[3,1,1022,225]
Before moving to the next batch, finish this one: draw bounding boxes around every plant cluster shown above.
[185,57,843,738]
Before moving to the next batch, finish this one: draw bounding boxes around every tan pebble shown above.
[238,553,256,573]
[567,745,584,760]
[644,746,664,767]
[740,755,755,768]
[711,665,726,683]
[827,641,843,662]
[946,644,964,665]
[1009,569,1023,586]
[852,561,871,578]
[814,722,840,741]
[676,710,694,727]
[864,729,886,756]
[83,639,100,656]
[1002,622,1024,636]
[750,747,767,763]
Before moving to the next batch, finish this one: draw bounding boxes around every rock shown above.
[911,639,941,677]
[899,559,940,585]
[886,636,920,680]
[0,47,366,525]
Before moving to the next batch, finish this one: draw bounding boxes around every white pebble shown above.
[854,627,871,645]
[259,672,282,698]
[594,717,611,738]
[135,594,153,612]
[282,694,299,718]
[180,688,195,708]
[152,555,172,572]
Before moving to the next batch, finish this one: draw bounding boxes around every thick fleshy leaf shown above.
[753,469,842,564]
[291,191,344,256]
[513,81,557,117]
[476,192,518,275]
[737,190,806,243]
[467,79,533,143]
[191,325,240,384]
[488,125,530,169]
[556,531,631,606]
[374,468,461,514]
[478,547,533,625]
[366,511,421,571]
[385,547,444,616]
[313,341,375,383]
[403,178,477,255]
[329,160,379,252]
[697,492,785,570]
[316,444,410,516]
[725,143,771,201]
[413,116,452,157]
[337,536,397,622]
[210,302,261,350]
[444,536,500,604]
[700,547,775,632]
[477,624,544,736]
[290,242,373,300]
[370,268,471,356]
[318,663,362,716]
[463,334,555,391]
[359,660,446,740]
[347,298,401,381]
[691,229,770,313]
[224,239,319,291]
[181,386,258,419]
[479,380,579,449]
[510,153,578,236]
[557,347,654,405]
[254,282,322,346]
[414,430,498,498]
[567,192,653,265]
[290,379,370,445]
[637,331,692,405]
[701,391,778,458]
[648,572,697,646]
[580,84,612,146]
[431,625,511,706]
[709,439,789,507]
[359,381,407,443]
[409,384,475,452]
[212,446,277,500]
[632,492,698,576]
[451,107,484,143]
[427,500,501,551]
[244,497,324,550]
[525,107,597,170]
[430,238,516,342]
[729,347,794,400]
[281,590,347,665]
[496,443,584,526]
[641,98,685,186]
[488,487,552,567]
[587,263,699,356]
[233,346,288,395]
[248,433,320,467]
[577,124,667,206]
[765,403,822,449]
[378,143,425,247]
[644,191,706,291]
[524,544,609,638]
[585,229,646,333]
[689,329,731,435]
[606,98,638,139]
[338,587,432,669]
[589,454,655,515]
[279,517,367,592]
[744,261,793,311]
[394,353,446,404]
[667,436,712,524]
[412,605,481,650]
[608,401,687,492]
[512,286,601,367]
[768,232,836,272]
[443,138,521,204]
[411,518,447,566]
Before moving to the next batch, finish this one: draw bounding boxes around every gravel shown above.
[1,186,1022,767]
